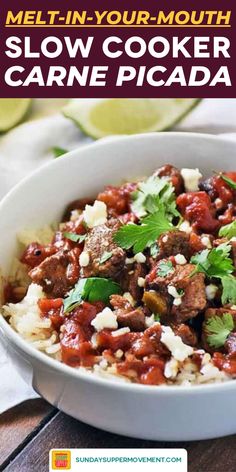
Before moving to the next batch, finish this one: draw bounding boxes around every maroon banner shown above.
[0,0,235,98]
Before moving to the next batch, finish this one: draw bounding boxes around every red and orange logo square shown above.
[51,450,71,470]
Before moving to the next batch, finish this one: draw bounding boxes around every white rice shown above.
[0,283,233,386]
[2,283,60,359]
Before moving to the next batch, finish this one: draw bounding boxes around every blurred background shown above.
[0,98,236,199]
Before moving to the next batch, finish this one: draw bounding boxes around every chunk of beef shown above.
[146,262,206,321]
[110,294,145,331]
[120,262,146,303]
[202,307,236,353]
[82,219,126,279]
[171,323,198,347]
[158,230,190,259]
[29,249,80,297]
[154,164,184,195]
[117,308,146,332]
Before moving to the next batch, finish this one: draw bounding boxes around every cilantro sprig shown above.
[191,243,233,278]
[63,232,86,243]
[131,175,179,220]
[63,277,121,313]
[52,147,68,158]
[114,210,174,254]
[191,243,236,304]
[206,313,234,348]
[219,220,236,239]
[157,260,174,278]
[221,276,236,305]
[99,251,113,264]
[219,173,236,190]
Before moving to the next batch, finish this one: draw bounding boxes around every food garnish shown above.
[206,313,234,348]
[63,277,121,313]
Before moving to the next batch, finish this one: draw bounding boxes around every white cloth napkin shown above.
[0,98,236,413]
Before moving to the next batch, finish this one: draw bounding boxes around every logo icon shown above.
[51,450,71,470]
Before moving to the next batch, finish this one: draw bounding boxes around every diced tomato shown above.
[213,352,236,375]
[60,318,97,367]
[117,357,166,385]
[97,183,136,216]
[177,192,219,233]
[21,242,57,268]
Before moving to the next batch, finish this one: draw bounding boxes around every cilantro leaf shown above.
[131,175,179,220]
[114,210,174,254]
[219,220,236,239]
[63,277,121,313]
[191,243,236,304]
[221,275,236,305]
[99,251,113,264]
[220,174,236,190]
[52,147,68,158]
[206,313,234,348]
[157,260,174,278]
[63,232,86,243]
[191,243,234,278]
[150,243,159,258]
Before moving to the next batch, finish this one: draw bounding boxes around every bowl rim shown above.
[1,130,236,396]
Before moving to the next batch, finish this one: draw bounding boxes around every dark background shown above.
[0,0,235,97]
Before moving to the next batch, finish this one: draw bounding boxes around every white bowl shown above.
[0,132,236,441]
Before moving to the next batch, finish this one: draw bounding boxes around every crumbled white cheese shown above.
[173,298,182,306]
[231,305,236,310]
[179,220,192,234]
[167,285,184,306]
[137,277,145,287]
[112,327,130,337]
[91,307,118,332]
[161,326,194,362]
[134,252,146,263]
[79,251,90,267]
[123,292,135,306]
[230,237,236,242]
[180,168,202,192]
[125,257,135,265]
[99,358,108,369]
[205,284,218,301]
[201,236,212,249]
[167,285,181,299]
[115,349,124,358]
[83,200,107,228]
[164,358,179,379]
[145,314,155,328]
[162,235,168,243]
[175,254,187,265]
[91,333,98,348]
[70,209,81,221]
[215,198,223,210]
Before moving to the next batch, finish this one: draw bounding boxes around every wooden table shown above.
[0,399,236,472]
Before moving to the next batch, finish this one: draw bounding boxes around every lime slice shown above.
[63,98,200,139]
[0,99,32,132]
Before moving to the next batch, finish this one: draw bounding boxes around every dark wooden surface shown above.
[0,399,236,472]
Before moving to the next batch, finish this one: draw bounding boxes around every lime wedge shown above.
[63,98,200,139]
[0,99,32,132]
